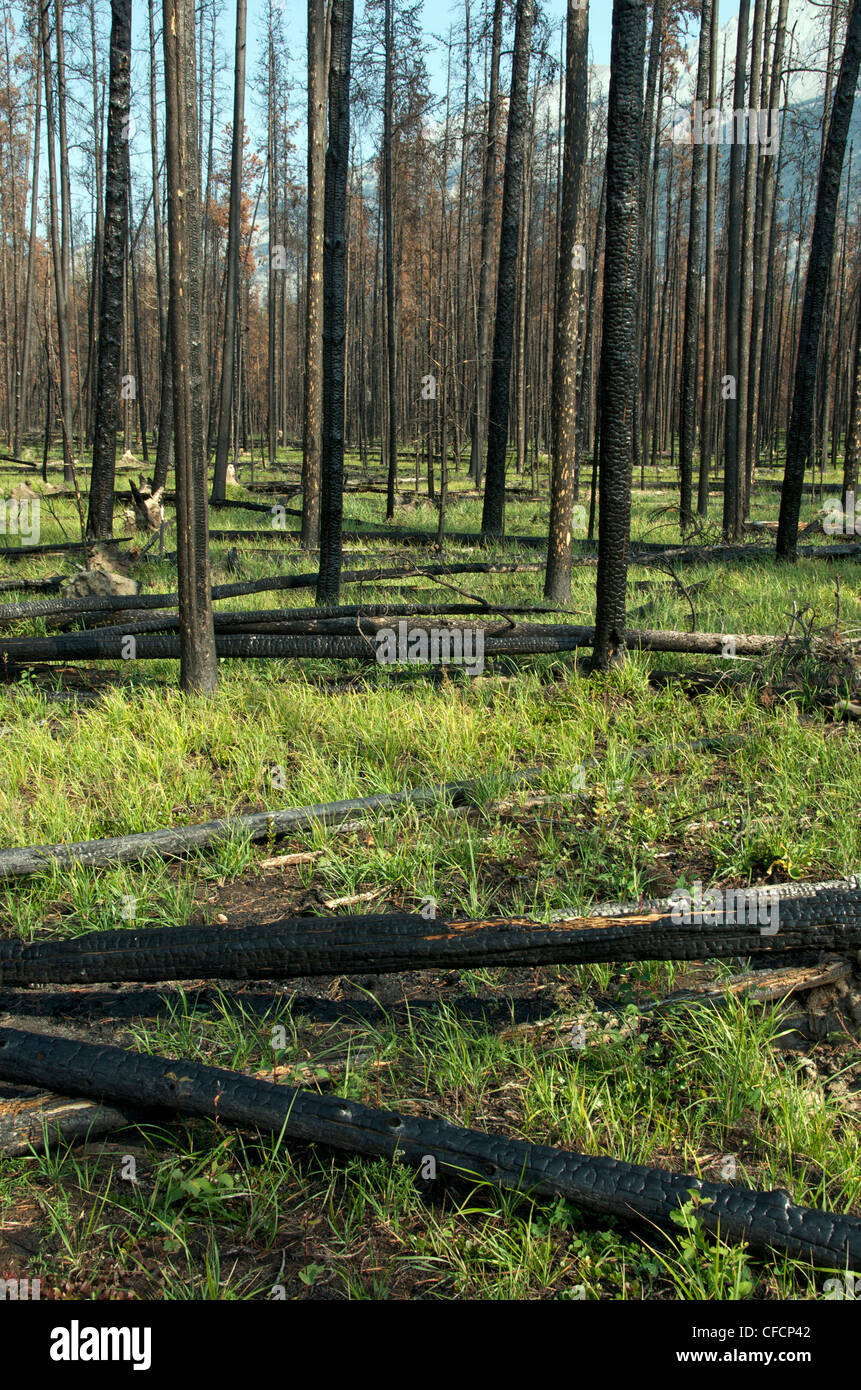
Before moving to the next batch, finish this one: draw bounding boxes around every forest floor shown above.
[0,448,859,1299]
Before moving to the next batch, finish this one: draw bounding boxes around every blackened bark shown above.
[544,0,588,601]
[723,0,750,541]
[211,0,247,503]
[698,0,720,517]
[302,0,327,547]
[679,0,712,532]
[841,285,860,509]
[315,0,353,605]
[383,0,397,519]
[481,0,535,539]
[589,0,646,672]
[163,0,218,693]
[469,0,503,488]
[777,0,861,559]
[86,0,131,540]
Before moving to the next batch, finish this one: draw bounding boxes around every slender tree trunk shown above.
[211,0,247,502]
[776,0,861,558]
[39,0,74,482]
[383,0,398,519]
[678,0,713,531]
[316,0,354,605]
[481,0,535,539]
[302,0,327,545]
[842,287,861,508]
[86,0,131,539]
[163,0,217,692]
[590,0,646,672]
[469,0,503,488]
[722,0,750,540]
[18,30,42,456]
[698,0,720,515]
[545,0,588,601]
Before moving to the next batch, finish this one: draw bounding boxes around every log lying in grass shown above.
[2,886,860,984]
[0,536,133,560]
[0,561,543,627]
[206,525,551,549]
[0,1085,142,1155]
[0,1027,856,1265]
[69,604,559,640]
[0,575,65,594]
[0,772,540,879]
[0,621,843,664]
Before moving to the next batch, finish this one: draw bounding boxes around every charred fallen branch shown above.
[0,772,540,879]
[0,1025,856,1266]
[0,561,543,627]
[0,621,844,664]
[2,886,860,983]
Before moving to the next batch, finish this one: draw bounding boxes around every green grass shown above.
[0,446,858,1299]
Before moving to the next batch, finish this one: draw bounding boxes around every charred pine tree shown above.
[86,0,131,540]
[383,0,397,519]
[722,0,750,541]
[590,0,646,672]
[777,0,861,559]
[678,0,713,532]
[843,288,861,509]
[302,0,328,547]
[469,0,503,488]
[481,0,535,539]
[697,0,720,517]
[163,0,218,692]
[544,0,588,601]
[316,0,354,605]
[211,0,247,503]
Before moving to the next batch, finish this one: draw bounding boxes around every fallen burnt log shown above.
[0,561,542,627]
[0,621,838,665]
[68,604,557,641]
[0,772,539,879]
[0,1084,143,1155]
[205,525,550,549]
[0,1027,856,1266]
[0,536,133,560]
[2,886,860,983]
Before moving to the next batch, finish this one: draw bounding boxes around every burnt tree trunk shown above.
[302,0,328,546]
[163,0,218,693]
[469,0,503,488]
[590,0,646,672]
[86,0,131,540]
[777,0,861,558]
[481,0,535,539]
[544,0,588,601]
[211,0,247,503]
[316,0,353,605]
[678,0,712,532]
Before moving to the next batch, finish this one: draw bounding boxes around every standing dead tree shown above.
[481,0,535,540]
[316,0,354,606]
[777,0,861,559]
[590,0,646,671]
[162,0,218,693]
[544,0,589,602]
[86,0,131,540]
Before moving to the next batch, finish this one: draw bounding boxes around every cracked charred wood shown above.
[2,887,861,983]
[0,772,540,879]
[0,1086,143,1155]
[0,1026,856,1266]
[0,623,841,665]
